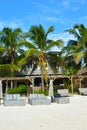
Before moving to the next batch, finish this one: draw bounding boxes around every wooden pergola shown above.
[0,75,73,93]
[76,66,87,89]
[1,73,87,94]
[0,76,32,93]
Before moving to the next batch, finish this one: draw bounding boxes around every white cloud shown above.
[0,19,28,31]
[59,0,85,11]
[0,0,86,40]
[0,21,22,30]
[48,32,75,46]
[0,22,5,29]
[20,0,85,29]
[43,16,58,22]
[71,16,87,27]
[48,32,75,51]
[79,16,87,22]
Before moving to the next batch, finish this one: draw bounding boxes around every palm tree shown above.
[0,27,24,64]
[0,27,24,76]
[19,25,63,92]
[65,24,87,65]
[0,46,6,63]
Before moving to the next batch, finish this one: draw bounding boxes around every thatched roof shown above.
[77,66,87,75]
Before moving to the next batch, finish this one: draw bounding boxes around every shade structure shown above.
[49,79,54,97]
[0,80,3,98]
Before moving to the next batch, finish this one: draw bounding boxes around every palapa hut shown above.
[76,66,87,89]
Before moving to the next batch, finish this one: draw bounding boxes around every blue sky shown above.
[0,0,87,47]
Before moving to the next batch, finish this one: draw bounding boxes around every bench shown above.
[78,88,87,95]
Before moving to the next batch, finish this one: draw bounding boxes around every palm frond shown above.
[0,64,19,77]
[67,39,77,46]
[46,39,63,51]
[74,51,84,64]
[65,28,80,39]
[46,26,54,37]
[25,48,38,57]
[18,56,29,68]
[19,40,36,49]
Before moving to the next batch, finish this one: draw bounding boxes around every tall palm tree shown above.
[0,46,5,63]
[0,27,24,76]
[65,24,87,65]
[0,27,24,64]
[19,25,63,92]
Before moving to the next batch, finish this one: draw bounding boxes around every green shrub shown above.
[8,87,18,94]
[35,89,48,96]
[8,84,28,95]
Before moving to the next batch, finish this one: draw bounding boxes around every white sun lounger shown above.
[57,89,71,97]
[28,94,51,105]
[3,94,25,106]
[78,88,87,95]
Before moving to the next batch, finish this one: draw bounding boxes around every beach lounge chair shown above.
[3,94,25,106]
[28,94,51,105]
[78,88,87,95]
[54,97,70,104]
[51,89,70,104]
[57,89,71,97]
[52,94,70,104]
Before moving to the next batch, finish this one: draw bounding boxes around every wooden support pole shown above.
[32,78,34,94]
[70,77,74,94]
[14,81,17,88]
[6,80,8,93]
[11,81,13,88]
[79,77,83,95]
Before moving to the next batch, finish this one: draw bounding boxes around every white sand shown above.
[0,95,87,130]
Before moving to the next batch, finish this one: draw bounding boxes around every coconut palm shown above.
[0,46,6,63]
[0,27,24,76]
[0,27,24,64]
[65,24,87,65]
[19,25,63,92]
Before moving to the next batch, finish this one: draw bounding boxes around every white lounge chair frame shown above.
[28,94,51,105]
[3,94,25,106]
[57,89,71,97]
[78,88,87,95]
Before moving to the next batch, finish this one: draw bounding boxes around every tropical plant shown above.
[0,27,25,76]
[19,25,63,91]
[65,24,87,65]
[60,51,81,75]
[0,27,24,64]
[8,84,28,95]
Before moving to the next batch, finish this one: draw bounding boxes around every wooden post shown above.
[70,76,74,94]
[41,66,44,92]
[79,77,83,95]
[79,80,82,89]
[32,78,34,94]
[11,81,13,88]
[49,79,54,97]
[14,81,17,88]
[6,80,8,93]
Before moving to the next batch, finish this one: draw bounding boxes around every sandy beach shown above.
[0,95,87,130]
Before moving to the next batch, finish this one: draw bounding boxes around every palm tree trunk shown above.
[41,66,44,92]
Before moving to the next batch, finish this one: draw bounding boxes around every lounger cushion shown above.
[28,94,51,105]
[57,89,70,97]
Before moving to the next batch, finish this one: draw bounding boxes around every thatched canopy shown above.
[77,66,87,75]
